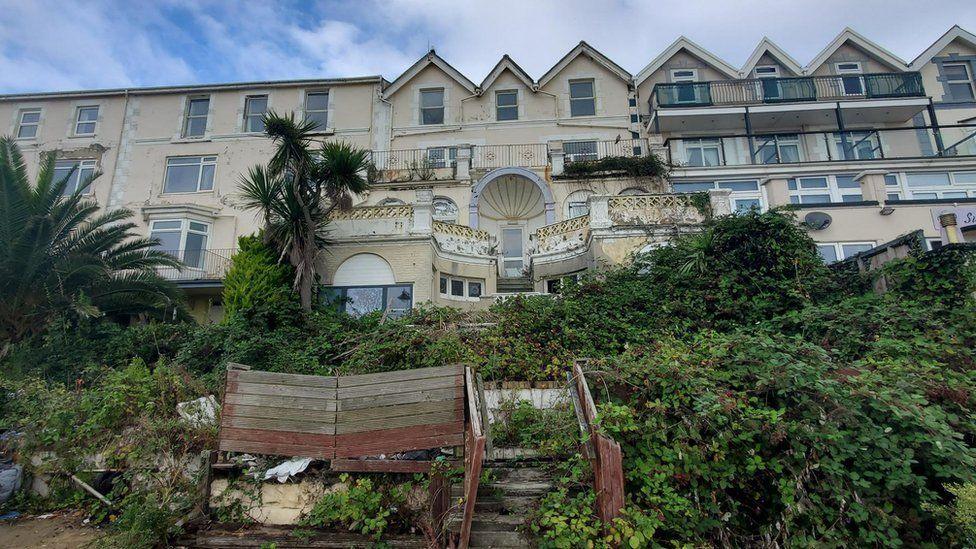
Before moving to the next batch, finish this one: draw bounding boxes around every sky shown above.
[1,0,974,94]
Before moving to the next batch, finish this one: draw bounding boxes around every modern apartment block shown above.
[2,26,975,320]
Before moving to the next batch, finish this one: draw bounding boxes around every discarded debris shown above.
[70,474,113,507]
[263,457,314,483]
[176,395,219,427]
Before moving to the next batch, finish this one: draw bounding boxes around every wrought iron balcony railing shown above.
[653,72,925,108]
[155,248,234,282]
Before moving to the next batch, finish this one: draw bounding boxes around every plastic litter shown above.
[263,457,314,483]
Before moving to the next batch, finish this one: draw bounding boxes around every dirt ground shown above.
[0,512,100,548]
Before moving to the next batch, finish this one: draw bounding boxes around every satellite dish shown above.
[803,211,832,231]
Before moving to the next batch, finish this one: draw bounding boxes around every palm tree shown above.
[238,112,370,310]
[0,137,184,349]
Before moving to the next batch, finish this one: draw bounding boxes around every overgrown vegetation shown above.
[561,153,668,179]
[3,209,976,546]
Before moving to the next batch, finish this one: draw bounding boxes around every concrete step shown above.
[486,466,551,483]
[468,529,530,548]
[471,513,524,532]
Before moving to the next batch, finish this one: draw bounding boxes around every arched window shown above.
[619,187,648,195]
[333,253,395,286]
[432,196,458,223]
[564,190,594,219]
[378,197,406,206]
[327,253,412,318]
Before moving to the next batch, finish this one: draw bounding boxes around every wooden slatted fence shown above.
[218,364,464,460]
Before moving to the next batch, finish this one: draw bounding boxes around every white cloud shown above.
[0,0,974,93]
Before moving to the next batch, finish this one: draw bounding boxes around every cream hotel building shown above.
[3,26,976,320]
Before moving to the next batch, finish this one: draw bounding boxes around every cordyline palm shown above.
[237,112,369,310]
[0,137,183,350]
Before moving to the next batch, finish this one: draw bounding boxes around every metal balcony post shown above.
[927,100,946,156]
[719,138,727,166]
[834,103,850,160]
[744,107,756,165]
[774,134,781,163]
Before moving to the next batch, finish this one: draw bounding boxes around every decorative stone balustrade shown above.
[607,194,708,226]
[329,204,413,220]
[432,220,494,256]
[535,215,591,254]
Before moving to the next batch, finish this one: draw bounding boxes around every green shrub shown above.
[300,474,412,540]
[222,234,296,319]
[591,328,976,546]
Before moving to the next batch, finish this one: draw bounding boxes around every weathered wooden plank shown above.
[337,365,460,388]
[218,440,334,459]
[229,381,338,400]
[223,416,336,435]
[224,404,337,423]
[225,393,338,412]
[333,421,462,447]
[333,433,464,458]
[335,408,462,434]
[336,374,461,400]
[219,427,335,447]
[338,386,459,411]
[329,459,451,473]
[459,421,486,549]
[228,369,338,389]
[335,398,460,423]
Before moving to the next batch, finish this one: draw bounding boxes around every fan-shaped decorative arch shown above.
[469,167,554,228]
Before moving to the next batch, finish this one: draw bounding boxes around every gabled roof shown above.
[804,27,907,74]
[480,55,536,91]
[537,41,631,88]
[740,37,804,77]
[909,25,976,71]
[384,49,477,97]
[636,36,740,85]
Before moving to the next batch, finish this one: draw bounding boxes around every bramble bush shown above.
[3,210,976,546]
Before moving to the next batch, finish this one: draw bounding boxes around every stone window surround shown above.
[934,54,976,104]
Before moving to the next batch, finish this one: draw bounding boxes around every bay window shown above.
[149,219,210,269]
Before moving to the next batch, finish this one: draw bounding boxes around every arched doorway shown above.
[470,168,554,278]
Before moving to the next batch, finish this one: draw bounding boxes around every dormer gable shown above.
[804,28,907,74]
[480,55,536,92]
[740,37,803,77]
[384,50,477,97]
[636,36,740,85]
[537,41,631,88]
[909,25,976,71]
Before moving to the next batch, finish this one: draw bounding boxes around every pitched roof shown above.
[740,37,804,77]
[909,25,976,71]
[636,36,740,85]
[537,41,631,88]
[480,55,536,91]
[384,49,477,97]
[804,27,907,74]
